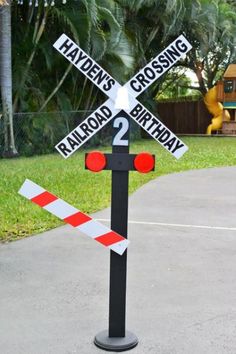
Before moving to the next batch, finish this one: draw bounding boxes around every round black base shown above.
[94,330,138,352]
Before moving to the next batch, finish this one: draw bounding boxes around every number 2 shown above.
[113,117,129,146]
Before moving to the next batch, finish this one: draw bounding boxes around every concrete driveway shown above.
[1,167,236,354]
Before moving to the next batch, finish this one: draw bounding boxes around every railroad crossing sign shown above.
[53,33,192,159]
[19,33,192,352]
[52,33,192,352]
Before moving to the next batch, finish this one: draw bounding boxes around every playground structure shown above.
[206,64,236,135]
[205,86,230,135]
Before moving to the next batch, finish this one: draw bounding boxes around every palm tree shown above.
[118,0,236,96]
[2,0,135,156]
[0,1,18,156]
[0,0,73,157]
[12,0,134,113]
[0,0,71,157]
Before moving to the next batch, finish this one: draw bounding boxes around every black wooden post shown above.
[109,115,130,338]
[94,111,138,351]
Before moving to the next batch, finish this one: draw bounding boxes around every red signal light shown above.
[134,152,155,173]
[85,151,106,172]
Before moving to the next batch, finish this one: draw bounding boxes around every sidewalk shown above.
[1,167,236,354]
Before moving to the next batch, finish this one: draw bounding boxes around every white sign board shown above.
[53,34,192,159]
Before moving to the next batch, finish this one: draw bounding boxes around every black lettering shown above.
[151,123,166,138]
[175,39,188,53]
[88,117,99,129]
[71,131,81,143]
[67,136,79,150]
[100,105,112,118]
[59,39,73,54]
[136,73,150,88]
[95,112,108,125]
[164,51,174,64]
[74,50,87,65]
[166,46,181,61]
[66,47,79,61]
[80,58,93,72]
[172,140,184,153]
[130,104,143,118]
[130,80,142,92]
[74,129,87,142]
[144,67,156,80]
[151,60,164,74]
[146,117,158,131]
[87,64,100,80]
[130,79,142,93]
[138,112,152,127]
[56,142,71,157]
[158,54,170,68]
[103,78,115,91]
[163,137,176,151]
[94,70,107,85]
[80,122,93,136]
[158,130,171,143]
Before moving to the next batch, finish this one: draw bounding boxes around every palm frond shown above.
[50,7,80,43]
[98,5,121,48]
[80,0,98,26]
[90,28,107,60]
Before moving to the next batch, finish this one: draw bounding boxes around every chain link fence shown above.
[0,110,141,157]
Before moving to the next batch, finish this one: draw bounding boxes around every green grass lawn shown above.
[1,137,236,242]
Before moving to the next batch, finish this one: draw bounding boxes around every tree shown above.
[1,0,78,157]
[4,0,135,155]
[114,0,195,108]
[156,69,194,100]
[116,0,236,98]
[11,0,134,113]
[179,0,236,94]
[0,0,134,156]
[0,1,18,156]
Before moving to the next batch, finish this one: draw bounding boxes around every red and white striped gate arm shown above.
[18,179,129,256]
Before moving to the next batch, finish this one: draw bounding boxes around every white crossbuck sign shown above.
[53,34,192,159]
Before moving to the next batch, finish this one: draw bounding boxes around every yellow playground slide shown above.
[205,86,230,134]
